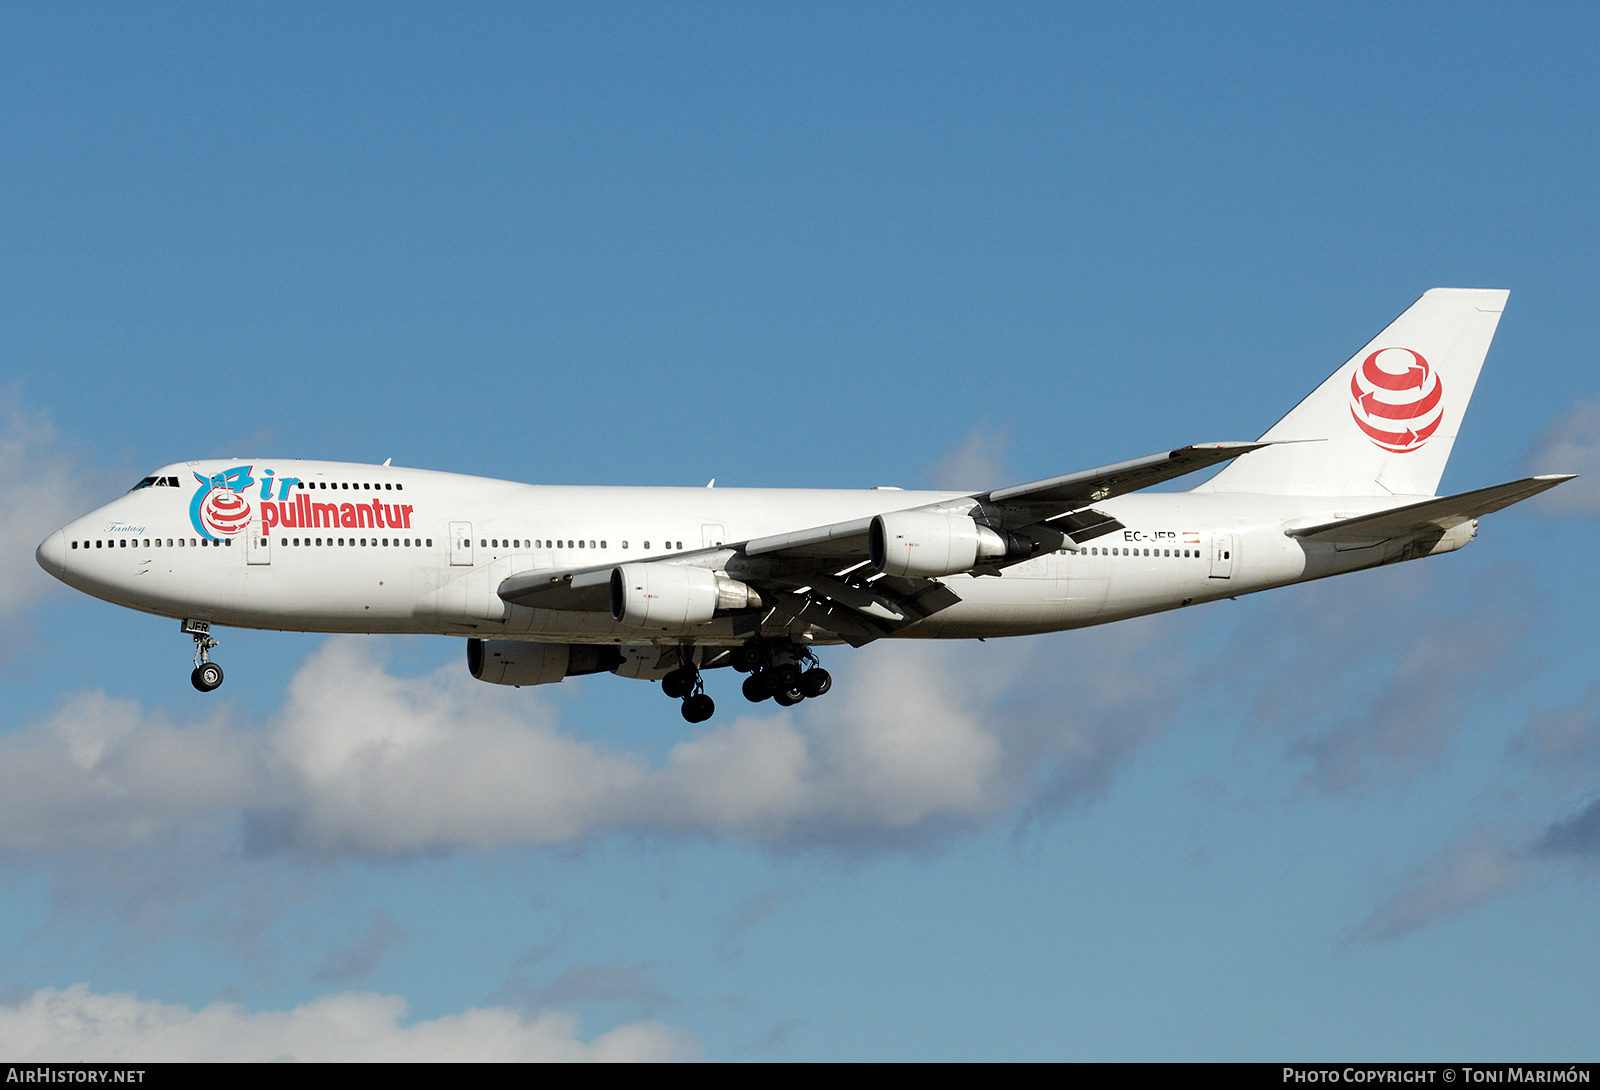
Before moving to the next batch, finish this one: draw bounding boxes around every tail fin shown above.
[1194,288,1508,497]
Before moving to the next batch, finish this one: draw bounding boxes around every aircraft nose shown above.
[36,529,67,580]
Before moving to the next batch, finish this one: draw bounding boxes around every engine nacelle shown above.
[608,563,760,629]
[467,639,623,686]
[869,510,1033,577]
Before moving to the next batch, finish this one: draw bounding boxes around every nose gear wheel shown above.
[183,619,224,693]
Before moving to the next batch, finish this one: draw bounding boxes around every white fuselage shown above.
[37,459,1463,646]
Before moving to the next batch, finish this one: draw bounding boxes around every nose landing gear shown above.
[183,619,224,692]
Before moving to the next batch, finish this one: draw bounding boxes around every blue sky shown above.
[1,2,1598,1060]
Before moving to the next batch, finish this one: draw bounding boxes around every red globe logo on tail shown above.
[200,488,253,537]
[1348,347,1444,454]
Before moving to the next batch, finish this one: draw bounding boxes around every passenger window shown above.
[643,541,650,549]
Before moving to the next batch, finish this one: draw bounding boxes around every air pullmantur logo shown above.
[190,466,257,539]
[1348,347,1444,454]
[189,465,416,540]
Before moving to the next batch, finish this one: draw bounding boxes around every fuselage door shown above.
[701,523,726,548]
[246,520,271,566]
[1209,533,1235,579]
[450,522,474,566]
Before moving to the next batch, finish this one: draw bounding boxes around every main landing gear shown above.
[731,641,831,707]
[183,619,224,693]
[658,641,833,722]
[662,665,715,724]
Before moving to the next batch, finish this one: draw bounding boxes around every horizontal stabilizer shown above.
[1286,475,1575,543]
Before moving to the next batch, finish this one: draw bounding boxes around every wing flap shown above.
[1287,475,1575,542]
[744,517,873,559]
[499,565,614,611]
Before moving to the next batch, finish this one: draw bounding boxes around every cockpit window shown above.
[130,477,158,491]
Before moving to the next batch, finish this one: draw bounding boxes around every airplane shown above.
[35,288,1574,723]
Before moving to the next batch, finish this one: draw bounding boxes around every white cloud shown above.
[1224,566,1531,796]
[1349,832,1533,943]
[0,401,107,627]
[1344,676,1600,940]
[0,985,701,1062]
[929,426,1011,491]
[0,623,1190,857]
[0,691,258,851]
[1524,394,1600,515]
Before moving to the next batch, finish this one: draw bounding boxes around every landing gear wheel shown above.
[661,668,695,699]
[191,662,224,692]
[742,673,772,703]
[681,693,715,723]
[731,645,762,673]
[772,662,802,692]
[799,667,832,698]
[773,687,804,707]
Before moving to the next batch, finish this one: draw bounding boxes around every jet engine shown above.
[868,510,1033,578]
[467,639,623,686]
[608,563,761,628]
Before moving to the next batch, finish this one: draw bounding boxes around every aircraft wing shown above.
[725,440,1270,643]
[983,442,1272,511]
[743,441,1273,562]
[1285,475,1575,543]
[499,441,1272,644]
